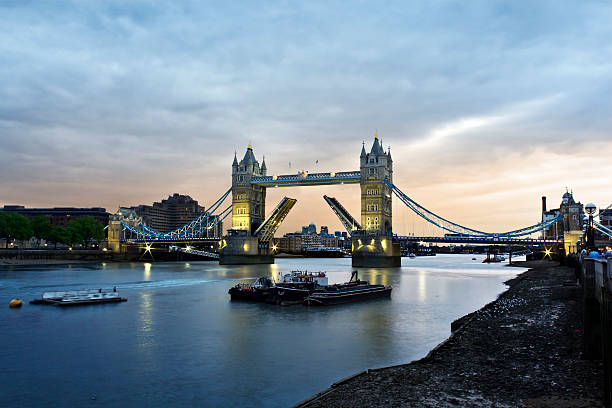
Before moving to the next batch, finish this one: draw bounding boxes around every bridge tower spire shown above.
[360,132,393,235]
[231,144,266,234]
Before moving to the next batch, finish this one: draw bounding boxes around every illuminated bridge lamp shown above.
[543,246,553,260]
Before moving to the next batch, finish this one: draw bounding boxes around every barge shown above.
[305,271,392,306]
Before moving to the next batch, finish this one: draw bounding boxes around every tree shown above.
[0,211,33,248]
[47,226,70,249]
[31,216,53,247]
[67,217,105,247]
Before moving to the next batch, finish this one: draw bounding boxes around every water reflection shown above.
[144,262,152,280]
[417,270,427,303]
[139,292,153,334]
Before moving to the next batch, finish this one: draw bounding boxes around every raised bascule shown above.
[108,133,569,266]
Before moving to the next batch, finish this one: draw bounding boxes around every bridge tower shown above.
[221,144,273,264]
[360,132,393,235]
[353,132,401,267]
[231,144,267,234]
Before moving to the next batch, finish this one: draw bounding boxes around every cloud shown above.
[0,1,610,233]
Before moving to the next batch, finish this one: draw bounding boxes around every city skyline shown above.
[1,1,610,235]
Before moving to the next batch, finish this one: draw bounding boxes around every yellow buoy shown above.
[9,299,22,308]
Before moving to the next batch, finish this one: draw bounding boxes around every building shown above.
[231,145,266,233]
[277,231,340,254]
[360,132,393,235]
[334,231,348,239]
[541,191,584,253]
[1,205,109,227]
[596,208,612,243]
[600,208,612,228]
[301,222,317,235]
[130,193,222,237]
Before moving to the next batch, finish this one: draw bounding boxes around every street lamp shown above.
[585,203,596,248]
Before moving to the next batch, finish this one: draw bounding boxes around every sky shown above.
[1,1,611,235]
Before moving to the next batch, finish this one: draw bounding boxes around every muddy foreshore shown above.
[294,260,603,408]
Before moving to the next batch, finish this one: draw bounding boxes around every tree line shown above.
[0,212,105,249]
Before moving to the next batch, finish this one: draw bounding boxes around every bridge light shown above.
[185,246,192,252]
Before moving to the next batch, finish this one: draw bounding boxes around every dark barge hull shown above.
[305,286,392,306]
[272,287,312,305]
[228,288,274,303]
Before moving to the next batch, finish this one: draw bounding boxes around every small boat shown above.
[483,253,505,263]
[30,288,127,306]
[305,271,392,306]
[228,277,275,303]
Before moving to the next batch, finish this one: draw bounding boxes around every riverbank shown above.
[294,260,603,407]
[0,249,113,266]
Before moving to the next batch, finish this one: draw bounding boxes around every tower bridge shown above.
[108,133,567,266]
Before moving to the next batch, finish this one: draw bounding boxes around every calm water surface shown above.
[0,254,524,407]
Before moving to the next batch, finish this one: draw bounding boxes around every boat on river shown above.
[273,271,328,305]
[30,288,127,306]
[228,277,275,303]
[304,271,392,306]
[228,271,328,305]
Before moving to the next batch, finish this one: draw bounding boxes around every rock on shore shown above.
[295,260,603,408]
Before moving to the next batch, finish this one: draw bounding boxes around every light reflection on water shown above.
[0,254,524,407]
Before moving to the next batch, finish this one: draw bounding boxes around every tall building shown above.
[541,190,584,253]
[131,194,222,236]
[301,222,316,235]
[1,205,109,227]
[231,144,266,234]
[360,132,393,235]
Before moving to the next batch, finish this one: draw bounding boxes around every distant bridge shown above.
[395,235,561,246]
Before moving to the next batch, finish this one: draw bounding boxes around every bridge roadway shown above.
[122,236,560,246]
[121,237,220,244]
[396,236,561,246]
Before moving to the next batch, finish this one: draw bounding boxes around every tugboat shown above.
[304,271,392,306]
[272,271,328,305]
[228,272,328,305]
[228,277,275,303]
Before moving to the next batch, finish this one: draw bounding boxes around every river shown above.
[0,254,524,407]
